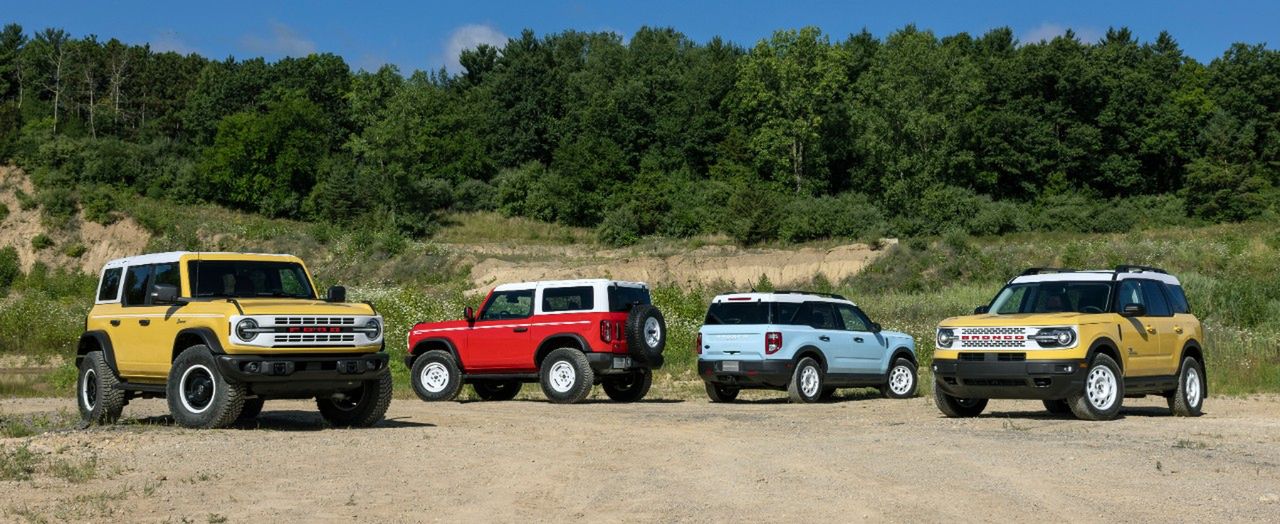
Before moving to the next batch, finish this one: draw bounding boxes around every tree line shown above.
[0,23,1277,245]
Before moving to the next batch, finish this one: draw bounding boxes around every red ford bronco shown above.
[405,279,666,404]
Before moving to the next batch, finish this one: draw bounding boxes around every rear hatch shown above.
[699,301,771,360]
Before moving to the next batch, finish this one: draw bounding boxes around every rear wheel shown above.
[602,369,652,402]
[77,351,125,425]
[881,358,917,399]
[1042,399,1072,415]
[167,345,245,429]
[1168,356,1205,417]
[411,350,462,402]
[472,380,522,401]
[539,348,594,404]
[1068,353,1124,421]
[933,380,987,418]
[317,368,392,428]
[787,357,824,403]
[704,382,739,403]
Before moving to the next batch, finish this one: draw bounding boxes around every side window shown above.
[150,263,181,301]
[1166,284,1191,314]
[542,286,595,313]
[1141,280,1172,317]
[836,304,872,332]
[804,302,839,330]
[775,302,801,324]
[122,265,153,306]
[1116,280,1145,311]
[97,268,123,302]
[480,290,534,321]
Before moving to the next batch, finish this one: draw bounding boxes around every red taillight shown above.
[600,320,613,343]
[696,332,702,355]
[765,332,782,355]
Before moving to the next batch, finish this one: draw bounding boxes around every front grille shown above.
[997,353,1026,361]
[959,353,986,361]
[960,327,1025,336]
[274,317,356,326]
[273,334,356,343]
[960,339,1027,348]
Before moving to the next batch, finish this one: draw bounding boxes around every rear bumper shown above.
[699,359,792,389]
[932,357,1087,400]
[585,352,661,374]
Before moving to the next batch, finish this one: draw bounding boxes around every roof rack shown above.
[1020,267,1077,276]
[771,290,849,300]
[1113,265,1167,274]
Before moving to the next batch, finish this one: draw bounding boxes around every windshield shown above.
[988,281,1112,315]
[188,260,315,299]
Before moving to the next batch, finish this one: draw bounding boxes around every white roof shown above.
[493,279,648,291]
[101,251,299,270]
[1012,270,1180,286]
[711,292,854,305]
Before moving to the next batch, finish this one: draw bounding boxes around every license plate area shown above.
[612,357,633,369]
[721,361,739,372]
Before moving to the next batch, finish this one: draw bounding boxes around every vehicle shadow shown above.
[463,398,686,405]
[721,389,887,405]
[981,405,1180,420]
[127,411,434,431]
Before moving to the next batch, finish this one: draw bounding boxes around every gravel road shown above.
[3,392,1279,522]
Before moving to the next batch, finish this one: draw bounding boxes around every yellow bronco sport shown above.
[932,266,1206,421]
[76,252,390,429]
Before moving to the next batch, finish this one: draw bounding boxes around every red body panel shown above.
[408,310,632,374]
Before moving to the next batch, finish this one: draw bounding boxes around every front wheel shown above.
[472,380,522,401]
[1168,356,1205,417]
[1068,353,1124,421]
[787,357,824,403]
[602,369,652,402]
[881,358,917,399]
[411,351,463,402]
[77,351,125,425]
[166,345,246,429]
[705,382,739,403]
[539,348,594,404]
[933,380,987,418]
[317,368,393,428]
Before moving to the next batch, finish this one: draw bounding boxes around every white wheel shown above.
[1184,366,1202,407]
[179,364,217,414]
[1085,365,1117,411]
[419,362,450,393]
[548,361,577,393]
[889,364,914,395]
[800,366,820,397]
[644,317,662,349]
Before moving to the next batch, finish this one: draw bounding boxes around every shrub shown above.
[724,185,785,245]
[1182,159,1274,222]
[778,193,887,243]
[14,189,36,211]
[62,243,86,258]
[0,202,8,222]
[597,207,641,247]
[80,185,119,225]
[36,186,77,229]
[0,247,19,290]
[30,234,53,250]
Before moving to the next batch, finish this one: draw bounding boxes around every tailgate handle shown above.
[139,319,151,327]
[819,336,830,342]
[513,327,528,333]
[109,320,120,327]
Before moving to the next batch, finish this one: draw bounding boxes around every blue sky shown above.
[4,0,1276,72]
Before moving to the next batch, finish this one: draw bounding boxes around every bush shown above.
[62,243,86,258]
[80,185,119,225]
[724,185,785,245]
[36,187,77,229]
[30,234,53,251]
[0,247,19,290]
[0,202,8,222]
[778,193,887,243]
[14,190,36,211]
[597,207,641,247]
[1182,159,1274,222]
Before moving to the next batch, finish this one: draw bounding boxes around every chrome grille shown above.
[274,334,356,344]
[960,339,1027,348]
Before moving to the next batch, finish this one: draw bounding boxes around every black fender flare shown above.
[889,347,917,367]
[1085,336,1123,370]
[534,333,593,367]
[407,336,462,369]
[1179,339,1207,397]
[793,345,828,371]
[172,327,226,361]
[77,331,120,376]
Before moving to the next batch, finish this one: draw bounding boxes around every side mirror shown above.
[1120,303,1146,317]
[974,305,990,314]
[326,285,347,303]
[870,322,882,333]
[150,283,182,305]
[463,306,476,322]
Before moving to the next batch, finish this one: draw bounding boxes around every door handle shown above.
[819,336,830,342]
[513,327,528,333]
[1145,325,1155,334]
[139,319,150,327]
[1174,326,1184,334]
[854,337,864,343]
[110,320,120,327]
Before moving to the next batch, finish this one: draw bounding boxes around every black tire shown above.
[933,380,988,418]
[624,304,666,367]
[787,357,824,403]
[820,386,838,401]
[410,350,463,402]
[1168,356,1205,417]
[1068,353,1124,421]
[881,358,917,399]
[1042,399,1072,415]
[539,348,594,404]
[166,345,246,429]
[77,351,125,425]
[705,382,739,402]
[472,380,522,401]
[602,369,652,402]
[317,368,393,428]
[237,398,265,422]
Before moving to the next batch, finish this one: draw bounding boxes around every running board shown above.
[114,382,167,394]
[463,373,538,382]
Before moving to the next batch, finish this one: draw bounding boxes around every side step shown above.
[114,382,167,394]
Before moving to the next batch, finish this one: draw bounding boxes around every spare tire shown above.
[625,304,666,367]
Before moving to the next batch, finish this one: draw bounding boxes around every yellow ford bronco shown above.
[76,252,390,428]
[932,266,1206,421]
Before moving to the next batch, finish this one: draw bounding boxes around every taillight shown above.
[765,332,782,354]
[600,320,613,343]
[696,332,702,355]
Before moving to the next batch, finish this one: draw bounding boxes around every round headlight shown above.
[236,318,259,342]
[936,328,956,348]
[364,318,382,340]
[1056,329,1074,346]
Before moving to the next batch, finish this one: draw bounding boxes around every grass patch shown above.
[0,444,40,481]
[1173,439,1210,450]
[434,211,595,245]
[0,410,78,437]
[49,454,99,483]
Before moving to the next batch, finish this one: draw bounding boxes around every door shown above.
[835,304,886,375]
[114,264,156,377]
[1114,279,1173,376]
[1138,279,1178,374]
[468,289,534,371]
[801,302,850,374]
[141,262,185,377]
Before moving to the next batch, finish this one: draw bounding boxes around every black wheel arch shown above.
[1180,339,1207,397]
[408,337,462,368]
[171,327,225,362]
[77,331,119,376]
[793,346,827,371]
[890,348,917,366]
[1086,337,1123,371]
[535,333,591,368]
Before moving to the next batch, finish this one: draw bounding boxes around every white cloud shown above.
[151,30,196,55]
[1019,23,1103,46]
[443,24,507,73]
[240,22,316,57]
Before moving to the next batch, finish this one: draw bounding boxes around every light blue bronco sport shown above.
[696,291,918,403]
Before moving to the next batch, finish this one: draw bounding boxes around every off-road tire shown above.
[1168,356,1205,417]
[705,382,739,402]
[77,351,125,425]
[1042,399,1072,415]
[1068,353,1124,421]
[411,350,463,402]
[472,380,522,401]
[317,367,393,428]
[820,386,838,401]
[166,345,246,429]
[624,304,666,367]
[787,357,824,403]
[602,369,652,402]
[881,358,917,399]
[539,348,594,404]
[237,398,265,422]
[933,380,988,418]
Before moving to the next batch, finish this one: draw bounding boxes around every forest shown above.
[0,23,1277,246]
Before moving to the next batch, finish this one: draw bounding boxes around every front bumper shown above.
[216,352,388,383]
[699,359,793,389]
[932,356,1087,400]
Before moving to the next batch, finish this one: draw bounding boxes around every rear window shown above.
[705,302,771,325]
[1166,284,1191,314]
[542,286,594,312]
[608,285,651,312]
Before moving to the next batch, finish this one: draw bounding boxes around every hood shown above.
[879,330,913,342]
[938,312,1097,328]
[232,298,376,316]
[412,319,470,334]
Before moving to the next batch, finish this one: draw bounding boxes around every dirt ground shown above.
[2,392,1280,523]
